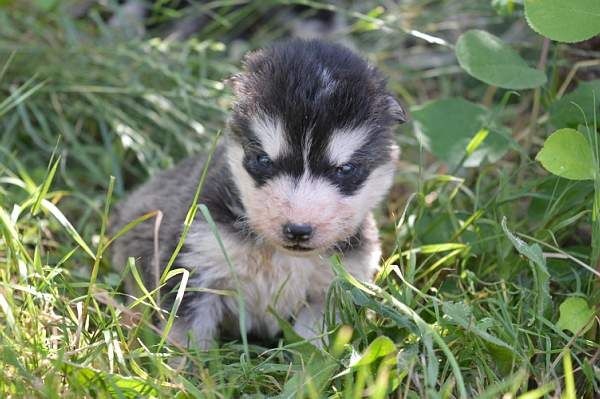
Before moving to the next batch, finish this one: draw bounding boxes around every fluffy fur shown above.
[110,39,405,348]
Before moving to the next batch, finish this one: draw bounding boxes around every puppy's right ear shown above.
[386,95,408,124]
[225,48,266,95]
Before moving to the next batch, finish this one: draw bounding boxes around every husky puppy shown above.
[111,39,406,348]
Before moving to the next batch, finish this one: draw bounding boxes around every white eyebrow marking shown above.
[251,115,287,159]
[302,129,312,167]
[326,126,370,165]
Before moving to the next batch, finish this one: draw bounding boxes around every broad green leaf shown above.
[556,297,595,334]
[549,80,600,128]
[536,128,595,180]
[455,30,547,89]
[412,98,511,166]
[525,0,600,43]
[350,336,396,368]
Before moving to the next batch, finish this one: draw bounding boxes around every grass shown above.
[0,1,599,397]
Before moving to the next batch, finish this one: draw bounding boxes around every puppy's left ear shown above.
[386,95,408,124]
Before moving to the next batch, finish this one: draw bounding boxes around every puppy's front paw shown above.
[164,319,218,351]
[293,302,326,348]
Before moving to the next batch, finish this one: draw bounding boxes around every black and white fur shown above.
[111,39,406,348]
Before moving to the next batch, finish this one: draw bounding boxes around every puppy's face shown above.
[227,40,405,254]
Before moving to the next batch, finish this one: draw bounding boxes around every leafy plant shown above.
[536,128,595,181]
[524,0,600,43]
[455,29,546,89]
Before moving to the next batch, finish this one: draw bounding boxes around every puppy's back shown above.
[110,154,206,290]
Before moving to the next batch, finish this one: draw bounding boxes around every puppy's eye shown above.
[335,163,356,177]
[256,154,273,168]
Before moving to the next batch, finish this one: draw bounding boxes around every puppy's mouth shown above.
[282,244,314,252]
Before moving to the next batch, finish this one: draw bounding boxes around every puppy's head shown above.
[227,40,405,254]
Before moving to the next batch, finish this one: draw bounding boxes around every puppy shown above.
[111,39,406,349]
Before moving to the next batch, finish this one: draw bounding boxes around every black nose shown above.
[282,223,313,242]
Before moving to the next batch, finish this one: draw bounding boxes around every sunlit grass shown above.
[0,2,598,398]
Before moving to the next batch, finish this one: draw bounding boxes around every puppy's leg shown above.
[293,300,326,346]
[166,294,224,350]
[292,231,381,348]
